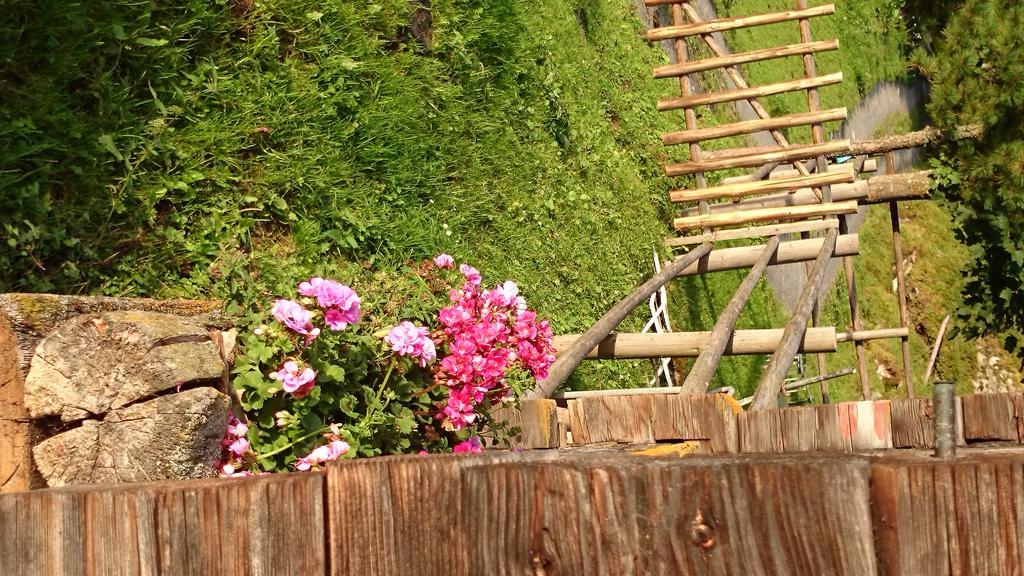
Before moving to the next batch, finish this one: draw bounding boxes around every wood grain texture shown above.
[488,399,560,449]
[0,473,325,576]
[872,451,1024,575]
[651,393,740,453]
[961,392,1023,442]
[739,401,893,453]
[566,395,656,445]
[889,397,966,448]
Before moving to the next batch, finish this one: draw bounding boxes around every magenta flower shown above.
[453,435,483,453]
[226,418,248,438]
[294,440,350,471]
[433,253,455,269]
[386,321,437,367]
[325,307,360,331]
[271,299,321,343]
[459,264,482,285]
[298,277,361,330]
[271,360,317,398]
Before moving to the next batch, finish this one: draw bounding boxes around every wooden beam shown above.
[654,39,839,79]
[666,140,851,176]
[681,236,781,394]
[848,124,982,156]
[720,162,860,185]
[676,234,857,276]
[658,74,844,112]
[666,219,838,247]
[646,5,834,41]
[524,243,714,399]
[866,171,931,203]
[663,108,846,147]
[551,327,838,359]
[669,2,710,224]
[676,181,867,218]
[673,201,857,232]
[751,228,839,410]
[670,170,853,203]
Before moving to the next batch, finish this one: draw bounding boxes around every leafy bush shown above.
[222,256,554,474]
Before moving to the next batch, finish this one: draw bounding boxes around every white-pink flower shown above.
[433,253,455,269]
[271,299,321,343]
[386,321,437,367]
[228,437,250,457]
[459,264,482,285]
[271,360,317,398]
[294,440,350,471]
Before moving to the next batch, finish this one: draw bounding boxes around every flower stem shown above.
[359,357,398,430]
[257,425,330,460]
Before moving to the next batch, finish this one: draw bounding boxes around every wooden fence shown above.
[3,448,1024,575]
[496,391,1024,453]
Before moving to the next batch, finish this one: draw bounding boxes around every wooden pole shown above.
[836,327,910,342]
[681,236,781,394]
[646,4,834,41]
[666,219,838,247]
[750,228,839,410]
[676,181,866,217]
[673,200,858,232]
[840,214,871,399]
[923,314,951,387]
[551,327,839,359]
[670,2,710,228]
[658,75,843,112]
[670,170,854,203]
[524,242,713,399]
[796,0,830,401]
[665,140,851,176]
[653,39,839,78]
[675,234,858,276]
[885,153,915,398]
[663,108,847,146]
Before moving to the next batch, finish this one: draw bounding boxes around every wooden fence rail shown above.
[4,448,1024,575]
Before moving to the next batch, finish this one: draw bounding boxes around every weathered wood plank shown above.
[651,393,740,453]
[872,452,1024,575]
[462,452,876,575]
[961,392,1023,442]
[566,396,656,445]
[488,399,560,449]
[889,397,966,448]
[739,401,893,453]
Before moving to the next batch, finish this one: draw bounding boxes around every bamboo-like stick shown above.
[665,140,851,176]
[657,74,843,112]
[720,162,860,185]
[673,201,858,232]
[681,236,782,394]
[923,315,951,386]
[702,146,783,160]
[524,243,714,399]
[836,327,910,342]
[654,39,839,79]
[750,228,839,410]
[675,234,858,276]
[839,215,871,399]
[666,219,838,247]
[646,4,834,41]
[550,326,838,359]
[669,2,710,226]
[670,170,853,203]
[675,181,866,217]
[663,107,846,146]
[888,167,915,397]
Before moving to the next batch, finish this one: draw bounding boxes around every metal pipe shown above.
[933,381,957,459]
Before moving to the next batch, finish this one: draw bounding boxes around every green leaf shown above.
[97,135,123,161]
[136,37,169,47]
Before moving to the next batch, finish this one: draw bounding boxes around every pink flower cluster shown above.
[218,416,254,477]
[271,360,317,398]
[434,263,555,431]
[294,440,350,470]
[387,321,437,367]
[453,435,483,453]
[272,299,321,344]
[299,277,361,330]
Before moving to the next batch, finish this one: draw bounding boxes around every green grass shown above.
[0,0,918,393]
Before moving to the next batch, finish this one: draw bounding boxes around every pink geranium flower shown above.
[271,299,321,343]
[386,321,437,367]
[294,440,350,471]
[459,264,482,285]
[271,360,317,398]
[453,435,483,453]
[298,277,362,330]
[433,253,455,269]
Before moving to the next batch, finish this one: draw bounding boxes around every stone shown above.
[32,387,230,487]
[23,310,225,422]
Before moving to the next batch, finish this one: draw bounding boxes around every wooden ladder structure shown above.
[531,1,921,407]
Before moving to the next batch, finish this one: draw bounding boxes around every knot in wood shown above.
[690,511,716,550]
